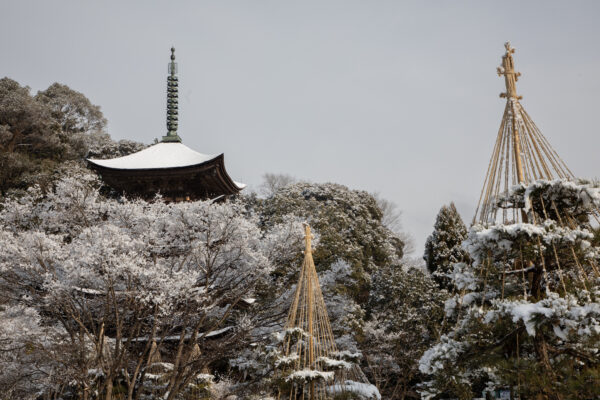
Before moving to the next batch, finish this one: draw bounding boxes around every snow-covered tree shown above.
[258,182,405,287]
[364,264,446,399]
[0,78,144,196]
[419,180,600,399]
[85,131,146,160]
[0,304,69,399]
[227,260,365,398]
[0,165,301,400]
[423,202,469,290]
[238,183,416,398]
[258,173,297,198]
[35,82,106,137]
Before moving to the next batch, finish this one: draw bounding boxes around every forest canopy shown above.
[0,77,442,400]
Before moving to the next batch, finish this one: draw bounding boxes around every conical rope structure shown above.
[455,43,600,398]
[277,224,377,400]
[140,341,211,400]
[470,42,599,295]
[473,42,574,226]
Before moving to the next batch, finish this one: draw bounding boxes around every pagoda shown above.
[88,48,244,202]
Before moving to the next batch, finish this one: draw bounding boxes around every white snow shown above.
[509,302,554,336]
[285,369,334,383]
[73,286,103,295]
[274,353,299,367]
[131,326,233,342]
[204,326,233,338]
[328,380,381,399]
[88,142,218,170]
[419,336,464,375]
[195,373,214,382]
[148,362,174,371]
[444,297,458,317]
[331,350,362,361]
[316,356,353,370]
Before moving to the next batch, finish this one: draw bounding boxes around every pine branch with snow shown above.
[419,180,600,399]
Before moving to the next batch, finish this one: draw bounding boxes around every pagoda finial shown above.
[162,46,182,143]
[497,41,523,100]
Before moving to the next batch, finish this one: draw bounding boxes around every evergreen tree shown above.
[0,77,144,196]
[257,182,405,298]
[0,77,61,193]
[419,180,600,399]
[235,184,415,397]
[35,82,107,136]
[423,203,469,289]
[365,264,446,399]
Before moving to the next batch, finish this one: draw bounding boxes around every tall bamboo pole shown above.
[499,42,525,185]
[304,225,316,400]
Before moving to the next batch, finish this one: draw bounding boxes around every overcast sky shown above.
[2,1,600,255]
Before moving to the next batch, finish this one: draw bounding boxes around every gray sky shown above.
[2,1,600,255]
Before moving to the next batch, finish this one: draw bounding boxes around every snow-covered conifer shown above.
[258,182,405,288]
[420,180,600,399]
[423,202,469,290]
[364,264,446,399]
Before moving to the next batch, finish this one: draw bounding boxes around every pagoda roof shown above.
[88,142,245,190]
[87,142,245,200]
[89,142,214,171]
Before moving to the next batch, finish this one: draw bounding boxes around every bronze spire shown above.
[162,47,182,143]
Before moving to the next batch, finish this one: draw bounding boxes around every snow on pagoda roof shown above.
[88,142,246,190]
[88,142,219,170]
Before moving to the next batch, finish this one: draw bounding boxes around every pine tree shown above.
[419,180,600,399]
[423,203,469,290]
[421,42,600,399]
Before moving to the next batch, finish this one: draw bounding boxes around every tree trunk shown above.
[105,379,113,400]
[531,266,543,300]
[6,130,22,153]
[533,333,563,400]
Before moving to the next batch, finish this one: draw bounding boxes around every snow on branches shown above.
[0,166,300,400]
[419,179,600,399]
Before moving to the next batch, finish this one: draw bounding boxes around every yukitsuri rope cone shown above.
[143,341,170,399]
[473,42,574,225]
[142,342,211,399]
[456,43,600,398]
[471,42,599,288]
[276,224,378,400]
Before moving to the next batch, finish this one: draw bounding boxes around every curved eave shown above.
[210,153,245,193]
[88,153,244,197]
